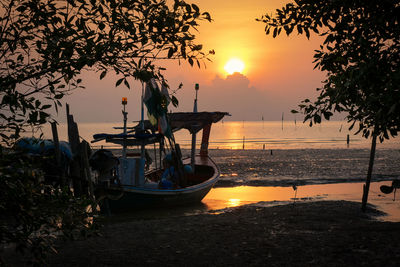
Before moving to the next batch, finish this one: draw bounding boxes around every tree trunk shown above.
[361,134,377,212]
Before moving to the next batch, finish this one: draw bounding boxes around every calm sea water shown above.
[41,120,400,150]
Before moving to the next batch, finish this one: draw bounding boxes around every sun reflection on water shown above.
[227,198,241,207]
[204,182,400,222]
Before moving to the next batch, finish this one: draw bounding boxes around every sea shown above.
[39,120,400,187]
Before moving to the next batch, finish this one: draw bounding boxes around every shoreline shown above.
[204,181,400,222]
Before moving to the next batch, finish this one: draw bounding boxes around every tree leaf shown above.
[100,70,107,80]
[124,79,130,89]
[116,78,124,87]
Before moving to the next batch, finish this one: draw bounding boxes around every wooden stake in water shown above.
[262,115,264,128]
[281,112,284,131]
[243,136,245,150]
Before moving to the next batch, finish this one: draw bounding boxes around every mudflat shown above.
[43,201,400,266]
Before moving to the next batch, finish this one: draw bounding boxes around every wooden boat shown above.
[91,110,229,212]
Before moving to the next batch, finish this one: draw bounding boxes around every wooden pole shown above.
[200,124,211,157]
[154,143,157,169]
[191,129,196,172]
[51,121,65,186]
[66,104,82,197]
[361,134,377,212]
[81,140,93,198]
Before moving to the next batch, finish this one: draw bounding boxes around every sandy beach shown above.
[42,201,400,266]
[3,148,400,266]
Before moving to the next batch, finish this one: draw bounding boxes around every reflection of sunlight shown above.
[227,198,241,207]
[203,182,400,222]
[224,122,244,149]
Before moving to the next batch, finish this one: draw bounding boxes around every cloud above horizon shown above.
[58,70,321,123]
[173,72,296,121]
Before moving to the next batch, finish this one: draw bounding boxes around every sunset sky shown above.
[62,0,326,123]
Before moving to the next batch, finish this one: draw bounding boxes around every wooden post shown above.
[362,134,377,212]
[51,122,65,186]
[67,104,82,197]
[200,123,211,157]
[191,127,197,172]
[80,140,93,198]
[154,143,157,169]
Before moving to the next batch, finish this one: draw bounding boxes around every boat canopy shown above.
[91,112,229,145]
[168,112,229,134]
[130,112,229,134]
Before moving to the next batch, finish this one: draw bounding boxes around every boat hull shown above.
[99,156,220,212]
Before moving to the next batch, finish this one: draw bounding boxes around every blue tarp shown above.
[16,138,73,160]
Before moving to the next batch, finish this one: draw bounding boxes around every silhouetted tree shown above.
[0,0,212,145]
[259,0,400,210]
[0,0,212,264]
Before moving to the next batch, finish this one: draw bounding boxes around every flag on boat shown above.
[144,79,172,137]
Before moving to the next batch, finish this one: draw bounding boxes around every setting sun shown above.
[224,58,245,75]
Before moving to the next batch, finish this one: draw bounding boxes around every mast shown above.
[191,83,199,171]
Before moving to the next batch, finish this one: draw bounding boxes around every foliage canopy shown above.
[1,0,212,264]
[0,0,213,145]
[259,0,400,141]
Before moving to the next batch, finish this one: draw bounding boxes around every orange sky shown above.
[62,0,326,122]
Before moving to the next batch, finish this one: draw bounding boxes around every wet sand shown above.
[5,146,400,265]
[207,148,400,187]
[5,186,400,266]
[204,181,400,222]
[44,201,400,266]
